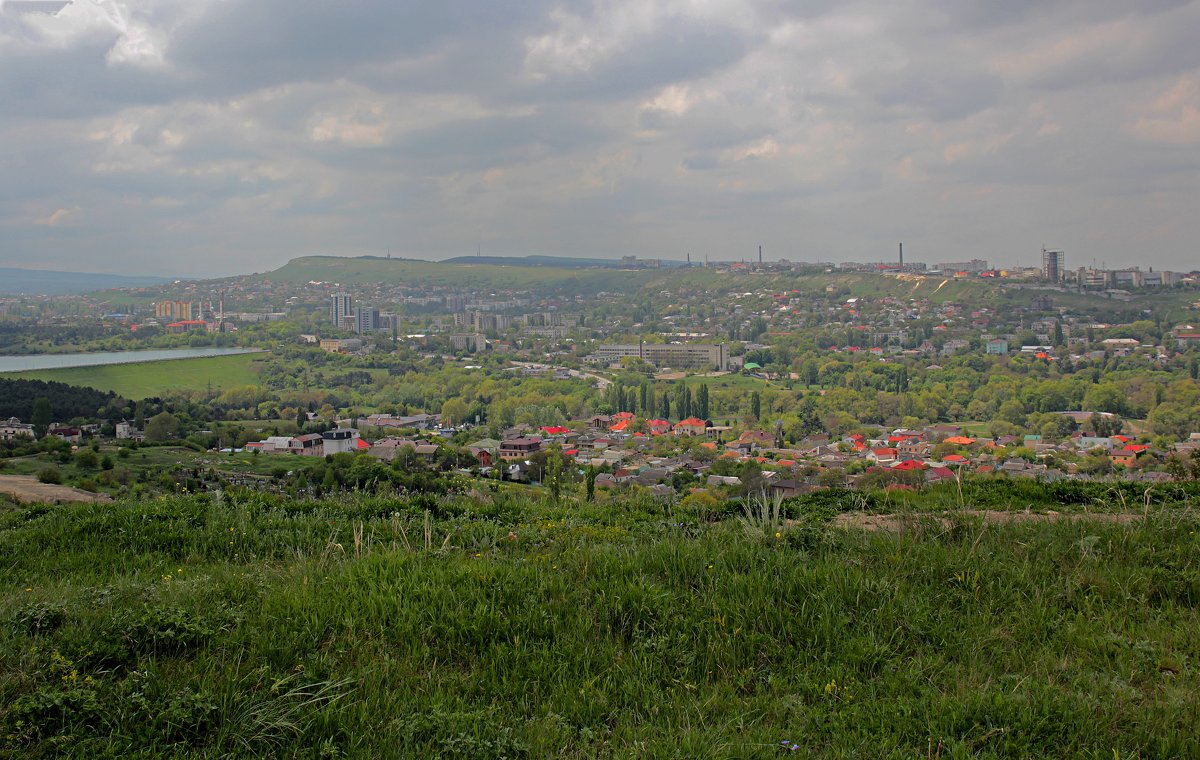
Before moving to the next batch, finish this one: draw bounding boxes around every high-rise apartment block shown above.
[1041,249,1064,282]
[355,306,379,334]
[331,292,353,330]
[154,301,194,321]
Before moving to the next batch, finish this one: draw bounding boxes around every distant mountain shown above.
[262,255,701,294]
[0,267,172,295]
[441,254,691,269]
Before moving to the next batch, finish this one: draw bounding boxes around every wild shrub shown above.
[11,601,67,636]
[112,605,234,658]
[737,489,785,541]
[3,685,102,746]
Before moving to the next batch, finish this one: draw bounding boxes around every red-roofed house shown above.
[870,447,898,464]
[674,417,708,437]
[1110,450,1137,467]
[892,459,927,471]
[647,419,671,436]
[926,466,954,481]
[738,430,775,447]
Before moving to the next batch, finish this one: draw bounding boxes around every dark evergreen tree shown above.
[31,397,52,439]
[696,383,709,420]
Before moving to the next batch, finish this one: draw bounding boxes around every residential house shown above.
[647,419,672,436]
[413,443,441,461]
[368,437,419,462]
[500,437,543,460]
[737,430,776,449]
[674,417,708,437]
[869,447,899,465]
[322,429,362,455]
[466,438,502,467]
[507,461,533,482]
[114,420,139,440]
[897,439,931,459]
[634,468,671,487]
[942,436,977,448]
[924,424,964,440]
[256,436,294,453]
[768,479,812,499]
[48,426,82,444]
[0,417,33,440]
[288,433,325,456]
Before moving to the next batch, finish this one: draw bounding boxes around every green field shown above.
[1,486,1197,757]
[682,372,775,390]
[0,352,266,398]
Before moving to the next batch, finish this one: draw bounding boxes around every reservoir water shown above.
[0,348,260,373]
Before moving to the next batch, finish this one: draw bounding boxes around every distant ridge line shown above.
[0,267,172,295]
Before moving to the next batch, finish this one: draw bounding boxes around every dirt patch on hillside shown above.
[0,475,112,504]
[831,509,1140,532]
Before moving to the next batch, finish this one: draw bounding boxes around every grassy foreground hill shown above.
[2,489,1197,758]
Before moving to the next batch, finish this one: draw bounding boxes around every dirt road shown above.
[0,475,112,504]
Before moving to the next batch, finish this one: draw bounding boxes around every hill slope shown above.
[260,255,689,293]
[1,492,1196,757]
[0,267,171,295]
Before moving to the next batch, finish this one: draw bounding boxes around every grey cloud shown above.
[0,35,176,118]
[1,0,1199,274]
[682,155,718,172]
[869,67,1005,122]
[168,1,545,95]
[516,23,752,104]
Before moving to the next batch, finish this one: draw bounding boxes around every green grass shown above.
[1,445,328,498]
[1,489,1197,757]
[0,353,266,398]
[682,372,775,390]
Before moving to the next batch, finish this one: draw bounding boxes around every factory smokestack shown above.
[899,242,903,267]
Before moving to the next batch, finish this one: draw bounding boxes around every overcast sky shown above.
[2,0,1198,277]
